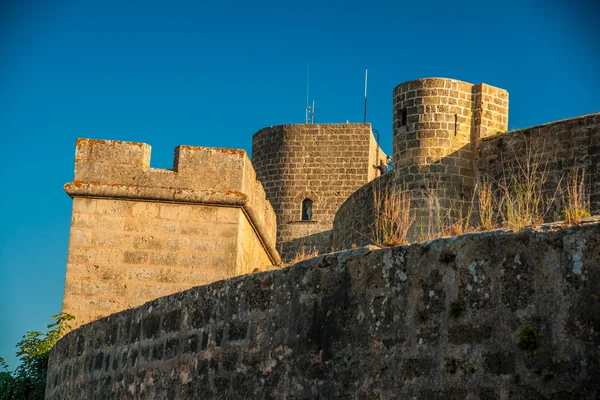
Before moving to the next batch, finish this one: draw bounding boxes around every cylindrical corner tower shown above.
[252,123,384,260]
[392,78,508,234]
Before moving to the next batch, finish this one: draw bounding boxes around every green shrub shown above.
[0,313,74,400]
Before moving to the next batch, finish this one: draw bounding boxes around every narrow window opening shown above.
[454,114,458,136]
[301,199,313,221]
[400,108,407,127]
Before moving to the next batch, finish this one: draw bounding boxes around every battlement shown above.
[61,139,281,329]
[66,138,277,256]
[72,138,255,193]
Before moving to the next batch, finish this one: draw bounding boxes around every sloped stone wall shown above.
[47,219,600,399]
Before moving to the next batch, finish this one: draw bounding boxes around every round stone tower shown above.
[252,123,384,260]
[392,78,508,233]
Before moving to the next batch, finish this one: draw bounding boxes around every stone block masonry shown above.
[393,78,508,234]
[252,123,385,260]
[62,139,279,330]
[46,219,600,399]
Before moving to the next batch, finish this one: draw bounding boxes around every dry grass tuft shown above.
[371,182,415,247]
[417,182,476,240]
[476,176,496,231]
[284,246,319,266]
[562,167,590,225]
[497,138,557,230]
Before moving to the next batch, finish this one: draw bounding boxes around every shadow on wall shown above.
[282,230,333,260]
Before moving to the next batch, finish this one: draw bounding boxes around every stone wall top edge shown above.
[76,137,149,147]
[177,144,247,156]
[253,123,372,137]
[393,77,474,90]
[64,182,249,205]
[77,138,247,155]
[480,112,600,142]
[73,137,257,190]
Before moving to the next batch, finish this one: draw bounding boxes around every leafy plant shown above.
[0,313,74,400]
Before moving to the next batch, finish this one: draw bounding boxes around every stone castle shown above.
[46,77,600,399]
[60,77,600,332]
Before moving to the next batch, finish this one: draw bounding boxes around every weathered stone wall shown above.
[252,124,384,260]
[478,113,600,216]
[47,219,600,399]
[63,139,279,330]
[393,78,508,232]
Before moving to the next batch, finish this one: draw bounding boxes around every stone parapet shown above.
[67,138,278,263]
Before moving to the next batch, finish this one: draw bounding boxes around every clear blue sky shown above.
[1,0,598,367]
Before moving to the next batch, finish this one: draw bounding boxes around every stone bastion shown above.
[46,219,600,399]
[62,138,279,330]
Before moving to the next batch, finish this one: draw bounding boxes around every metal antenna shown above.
[363,69,368,123]
[305,64,309,124]
[311,100,315,124]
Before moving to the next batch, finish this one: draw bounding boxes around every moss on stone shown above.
[518,325,539,353]
[449,300,466,319]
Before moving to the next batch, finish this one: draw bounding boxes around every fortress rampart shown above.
[46,220,600,399]
[252,123,384,259]
[333,80,599,248]
[62,139,279,330]
[333,113,600,249]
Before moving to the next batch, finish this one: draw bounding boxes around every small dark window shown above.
[400,108,407,127]
[301,199,313,221]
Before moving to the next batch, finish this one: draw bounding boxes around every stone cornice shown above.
[65,181,281,265]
